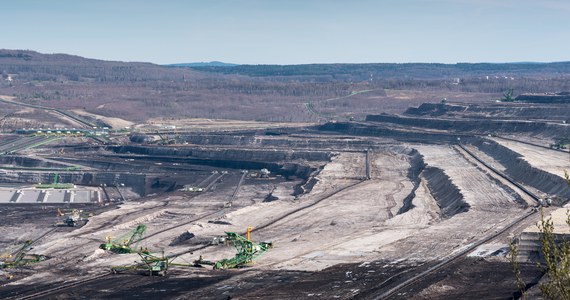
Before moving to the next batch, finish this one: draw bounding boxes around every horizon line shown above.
[2,49,570,66]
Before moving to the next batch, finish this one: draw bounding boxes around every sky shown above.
[1,0,570,65]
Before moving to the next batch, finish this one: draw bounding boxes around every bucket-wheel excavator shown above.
[0,240,46,269]
[100,224,148,254]
[112,251,195,276]
[194,227,273,269]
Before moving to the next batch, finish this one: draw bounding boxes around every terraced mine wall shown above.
[174,134,383,151]
[515,93,570,104]
[422,167,469,217]
[318,122,465,143]
[0,156,147,196]
[131,131,389,151]
[365,114,567,137]
[0,171,146,195]
[107,145,328,179]
[472,138,570,202]
[405,103,469,116]
[0,156,65,169]
[405,102,570,121]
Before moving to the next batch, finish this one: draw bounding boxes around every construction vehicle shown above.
[36,173,75,189]
[181,186,204,192]
[139,252,171,276]
[249,168,271,179]
[100,224,149,254]
[259,168,270,178]
[0,240,46,269]
[112,251,192,276]
[194,227,273,269]
[155,130,176,145]
[56,208,90,227]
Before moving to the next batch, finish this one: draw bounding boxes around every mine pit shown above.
[1,112,569,299]
[1,61,570,298]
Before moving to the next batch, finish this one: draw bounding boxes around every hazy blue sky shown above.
[2,0,569,64]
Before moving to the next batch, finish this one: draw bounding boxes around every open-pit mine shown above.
[0,92,569,300]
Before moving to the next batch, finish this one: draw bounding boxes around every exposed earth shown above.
[0,51,570,299]
[0,93,569,300]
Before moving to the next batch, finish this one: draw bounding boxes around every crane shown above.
[100,224,148,254]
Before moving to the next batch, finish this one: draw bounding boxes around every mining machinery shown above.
[0,240,46,269]
[100,224,148,254]
[194,227,273,269]
[112,251,193,276]
[259,168,270,178]
[57,208,90,227]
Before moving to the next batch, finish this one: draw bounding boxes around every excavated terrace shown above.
[1,100,569,299]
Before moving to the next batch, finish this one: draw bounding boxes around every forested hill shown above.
[0,49,198,82]
[3,49,570,83]
[1,49,570,123]
[168,61,239,67]
[185,62,570,80]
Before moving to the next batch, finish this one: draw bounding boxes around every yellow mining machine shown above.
[56,208,90,227]
[0,240,46,270]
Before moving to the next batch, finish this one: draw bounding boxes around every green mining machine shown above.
[108,227,273,277]
[195,229,273,270]
[35,173,75,189]
[100,224,148,254]
[112,251,197,276]
[112,251,179,276]
[0,240,46,269]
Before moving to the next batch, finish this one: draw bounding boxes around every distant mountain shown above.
[167,61,239,67]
